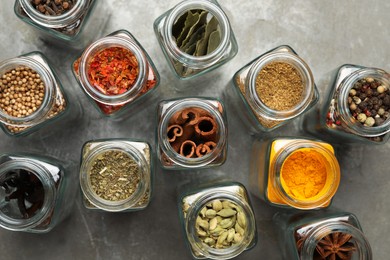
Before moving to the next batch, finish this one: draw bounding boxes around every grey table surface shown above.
[0,0,389,259]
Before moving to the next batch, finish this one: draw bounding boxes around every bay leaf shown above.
[206,28,221,54]
[180,24,206,55]
[195,16,219,56]
[172,12,189,39]
[180,11,207,49]
[176,11,200,48]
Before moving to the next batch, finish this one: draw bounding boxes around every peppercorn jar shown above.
[153,0,238,80]
[303,64,390,144]
[14,0,105,48]
[0,51,72,137]
[249,137,340,210]
[79,138,152,212]
[72,29,160,118]
[227,45,319,133]
[179,181,257,259]
[273,209,372,259]
[157,97,227,170]
[0,153,77,233]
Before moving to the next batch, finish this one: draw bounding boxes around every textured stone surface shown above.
[0,0,389,259]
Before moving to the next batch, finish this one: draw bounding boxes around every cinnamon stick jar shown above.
[273,210,372,260]
[0,153,77,233]
[72,30,160,118]
[157,97,227,169]
[303,65,390,144]
[228,45,319,133]
[249,137,340,210]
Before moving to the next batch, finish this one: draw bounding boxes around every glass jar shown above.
[249,137,340,210]
[0,153,77,233]
[79,139,152,212]
[72,29,160,118]
[179,181,257,259]
[303,64,390,144]
[228,45,319,133]
[0,51,73,137]
[14,0,105,48]
[153,0,238,80]
[157,97,227,169]
[273,209,372,260]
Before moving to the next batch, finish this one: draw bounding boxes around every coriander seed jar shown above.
[273,210,372,260]
[14,0,105,48]
[0,153,77,233]
[179,181,257,259]
[303,65,390,144]
[153,0,238,79]
[249,138,340,210]
[72,30,160,118]
[79,139,152,212]
[157,97,227,170]
[228,45,319,133]
[0,52,73,137]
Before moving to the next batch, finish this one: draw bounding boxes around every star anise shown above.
[315,232,357,260]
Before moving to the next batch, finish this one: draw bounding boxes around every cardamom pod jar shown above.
[303,64,390,144]
[72,29,160,118]
[179,181,257,259]
[227,45,319,133]
[79,139,152,212]
[0,52,73,137]
[0,153,77,233]
[153,0,238,80]
[14,0,105,48]
[273,210,372,260]
[157,97,227,169]
[249,137,340,210]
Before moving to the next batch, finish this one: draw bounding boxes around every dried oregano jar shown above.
[73,30,160,118]
[249,137,340,210]
[79,139,152,212]
[14,0,105,47]
[154,0,238,79]
[228,45,319,132]
[303,64,390,144]
[179,181,257,259]
[0,153,77,233]
[157,97,227,169]
[0,52,70,137]
[273,210,372,260]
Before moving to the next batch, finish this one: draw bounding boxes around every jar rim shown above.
[246,51,315,120]
[79,142,150,212]
[78,36,148,106]
[163,0,231,68]
[158,98,227,168]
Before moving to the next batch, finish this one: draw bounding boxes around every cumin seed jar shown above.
[228,45,319,133]
[0,52,70,137]
[157,97,227,170]
[14,0,105,48]
[153,0,238,79]
[273,210,372,260]
[179,181,257,259]
[72,30,160,118]
[249,138,340,210]
[79,139,152,212]
[303,65,390,144]
[0,153,77,233]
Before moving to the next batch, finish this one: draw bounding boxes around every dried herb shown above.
[0,169,44,219]
[315,232,357,260]
[90,150,140,201]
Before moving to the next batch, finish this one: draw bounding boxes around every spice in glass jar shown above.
[30,0,77,16]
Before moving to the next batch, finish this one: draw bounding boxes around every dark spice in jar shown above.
[30,0,77,16]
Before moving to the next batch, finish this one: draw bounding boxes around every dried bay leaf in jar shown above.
[154,0,238,80]
[72,30,160,119]
[227,45,319,133]
[249,137,340,210]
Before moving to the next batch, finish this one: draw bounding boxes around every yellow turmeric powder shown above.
[280,148,328,200]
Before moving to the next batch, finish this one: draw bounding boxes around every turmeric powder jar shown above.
[249,138,340,210]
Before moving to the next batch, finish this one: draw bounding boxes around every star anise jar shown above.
[273,209,372,260]
[0,153,77,233]
[303,65,390,144]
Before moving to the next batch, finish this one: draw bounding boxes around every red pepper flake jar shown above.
[72,30,160,118]
[303,64,390,144]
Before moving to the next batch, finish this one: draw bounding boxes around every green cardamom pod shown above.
[204,237,215,245]
[210,226,226,236]
[200,206,207,218]
[220,218,233,229]
[227,228,235,243]
[209,217,218,231]
[222,200,231,209]
[233,233,242,243]
[217,208,237,217]
[235,222,245,236]
[217,231,228,245]
[212,200,222,212]
[205,209,217,218]
[237,212,246,228]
